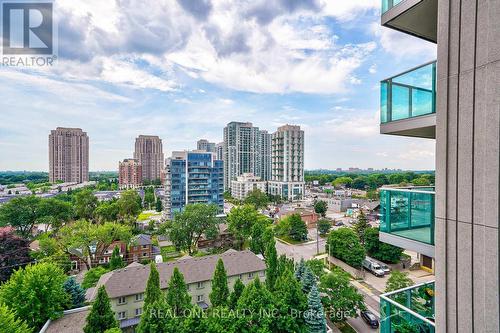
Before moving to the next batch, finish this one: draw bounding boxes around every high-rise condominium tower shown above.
[49,127,89,183]
[197,139,216,153]
[377,0,500,332]
[268,124,304,200]
[133,135,164,183]
[118,159,142,189]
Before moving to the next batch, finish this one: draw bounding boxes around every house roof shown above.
[93,250,266,299]
[40,306,90,333]
[131,234,152,246]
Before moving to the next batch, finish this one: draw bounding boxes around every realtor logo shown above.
[2,2,53,55]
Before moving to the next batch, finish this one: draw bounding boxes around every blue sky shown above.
[0,0,437,171]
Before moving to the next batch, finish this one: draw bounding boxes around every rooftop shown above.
[92,250,266,299]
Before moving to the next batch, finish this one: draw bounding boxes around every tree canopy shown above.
[327,228,365,268]
[209,259,230,307]
[169,203,219,255]
[313,200,328,217]
[84,286,118,333]
[365,227,404,263]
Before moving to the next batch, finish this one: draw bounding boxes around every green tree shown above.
[320,269,365,323]
[109,246,123,270]
[137,263,165,333]
[249,221,273,256]
[94,201,119,223]
[169,203,219,255]
[288,214,308,241]
[317,219,331,236]
[313,200,328,217]
[244,189,269,210]
[265,240,278,291]
[365,227,404,263]
[0,196,41,238]
[165,268,191,315]
[209,259,230,307]
[63,277,86,309]
[82,267,109,289]
[37,198,73,231]
[412,177,431,186]
[0,228,31,282]
[104,328,122,333]
[0,262,69,330]
[84,286,118,333]
[301,266,316,294]
[227,205,266,249]
[155,197,163,212]
[273,268,307,332]
[353,210,370,244]
[117,190,142,220]
[304,285,327,333]
[306,259,326,279]
[0,303,33,333]
[351,176,368,190]
[144,187,155,210]
[294,258,306,281]
[277,254,295,278]
[385,271,414,292]
[333,176,353,188]
[327,228,366,268]
[235,278,275,333]
[59,220,132,268]
[74,190,98,221]
[228,279,245,309]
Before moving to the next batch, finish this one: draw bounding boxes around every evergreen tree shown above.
[165,268,191,316]
[265,240,278,291]
[301,266,315,294]
[0,303,32,333]
[228,279,245,309]
[84,286,118,333]
[108,246,123,270]
[273,269,307,332]
[155,197,163,212]
[137,263,164,333]
[277,254,294,277]
[235,278,275,332]
[304,285,327,333]
[63,276,86,309]
[249,222,265,255]
[295,258,306,281]
[209,259,230,307]
[353,210,370,244]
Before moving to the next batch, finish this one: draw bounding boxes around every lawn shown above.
[276,235,308,245]
[161,245,181,262]
[137,211,160,221]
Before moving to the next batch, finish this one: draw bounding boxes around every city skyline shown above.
[0,1,436,172]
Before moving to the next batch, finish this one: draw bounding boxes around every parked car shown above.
[379,263,390,274]
[335,221,344,227]
[361,310,379,329]
[362,259,385,277]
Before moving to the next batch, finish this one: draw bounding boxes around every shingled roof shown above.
[93,250,266,299]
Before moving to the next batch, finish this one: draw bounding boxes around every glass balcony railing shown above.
[380,187,435,245]
[382,0,405,14]
[380,281,435,333]
[381,61,436,124]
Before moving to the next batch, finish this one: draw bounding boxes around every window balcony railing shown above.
[380,281,435,333]
[381,61,436,124]
[382,0,405,14]
[380,187,435,245]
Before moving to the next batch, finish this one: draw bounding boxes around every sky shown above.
[0,0,437,171]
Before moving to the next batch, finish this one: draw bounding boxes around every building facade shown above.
[91,250,266,331]
[230,173,267,200]
[164,151,223,218]
[197,139,216,153]
[378,0,499,332]
[133,135,164,183]
[259,130,272,182]
[215,142,223,161]
[268,124,305,201]
[49,127,89,183]
[118,159,142,189]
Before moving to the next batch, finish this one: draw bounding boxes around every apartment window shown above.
[197,295,204,302]
[197,282,204,289]
[118,311,126,320]
[142,245,148,249]
[259,271,265,277]
[118,296,126,305]
[135,293,143,302]
[248,272,254,279]
[143,252,148,257]
[135,308,143,317]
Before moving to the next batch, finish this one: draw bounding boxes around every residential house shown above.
[197,224,234,250]
[128,234,160,263]
[90,250,266,332]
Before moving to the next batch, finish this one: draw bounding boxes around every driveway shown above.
[275,228,326,262]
